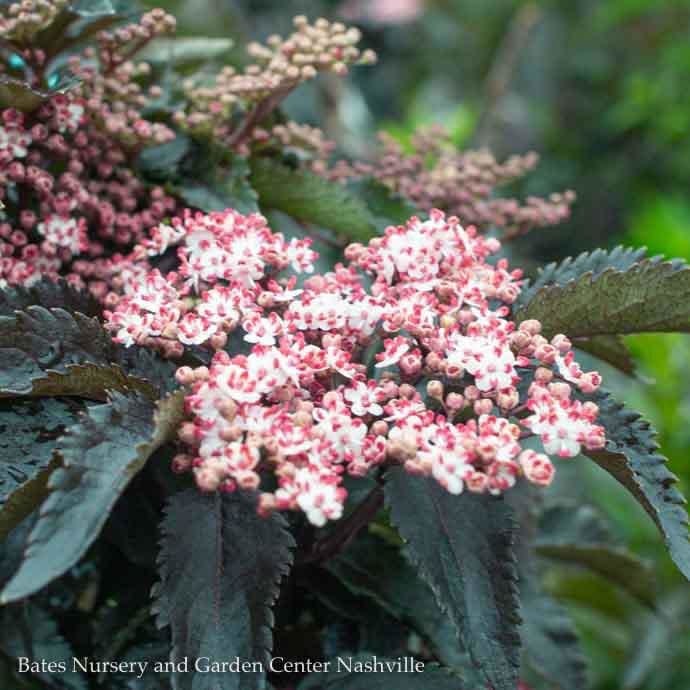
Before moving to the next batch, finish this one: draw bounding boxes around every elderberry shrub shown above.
[0,4,688,690]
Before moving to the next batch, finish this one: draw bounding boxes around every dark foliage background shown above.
[1,1,688,688]
[137,1,690,687]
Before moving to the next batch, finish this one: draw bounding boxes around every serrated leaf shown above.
[114,345,180,397]
[507,487,588,690]
[0,75,69,111]
[573,335,636,375]
[327,532,469,671]
[1,389,185,603]
[176,156,259,215]
[345,177,418,227]
[0,306,112,395]
[586,392,690,580]
[298,657,467,689]
[0,279,101,317]
[152,489,294,690]
[137,37,234,64]
[0,397,83,540]
[384,468,521,690]
[0,305,160,399]
[250,158,378,241]
[515,257,690,338]
[516,246,649,308]
[0,603,87,690]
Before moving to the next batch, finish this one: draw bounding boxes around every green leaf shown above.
[0,603,88,689]
[515,255,690,338]
[327,532,469,671]
[0,397,83,540]
[384,469,521,690]
[622,591,690,690]
[137,135,191,182]
[137,37,234,65]
[298,657,467,689]
[250,158,378,241]
[535,500,656,609]
[152,489,294,690]
[176,156,259,215]
[535,542,656,608]
[345,177,418,227]
[585,392,690,580]
[1,389,185,603]
[0,75,73,112]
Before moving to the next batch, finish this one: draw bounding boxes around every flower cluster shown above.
[0,100,177,289]
[103,209,316,357]
[0,5,181,290]
[328,126,576,238]
[0,0,68,42]
[173,15,376,151]
[106,207,605,526]
[66,9,177,148]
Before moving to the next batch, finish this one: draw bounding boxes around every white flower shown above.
[0,124,31,158]
[343,382,384,416]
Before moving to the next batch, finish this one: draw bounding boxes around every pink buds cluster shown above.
[0,100,176,289]
[106,207,606,526]
[66,9,177,149]
[0,0,68,42]
[328,126,575,238]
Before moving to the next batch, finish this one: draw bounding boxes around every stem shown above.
[473,2,542,147]
[300,484,385,565]
[227,83,296,151]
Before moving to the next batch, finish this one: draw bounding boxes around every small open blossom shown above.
[124,208,609,525]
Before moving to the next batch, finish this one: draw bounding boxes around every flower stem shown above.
[301,484,385,565]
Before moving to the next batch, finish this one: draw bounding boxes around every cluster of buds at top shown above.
[246,15,377,83]
[0,0,68,43]
[173,15,376,151]
[105,207,605,526]
[66,9,177,149]
[328,126,576,238]
[258,122,336,165]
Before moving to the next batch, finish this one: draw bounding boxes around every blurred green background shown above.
[146,1,690,687]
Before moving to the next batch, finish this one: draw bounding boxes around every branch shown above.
[227,83,296,151]
[473,2,543,147]
[300,484,385,565]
